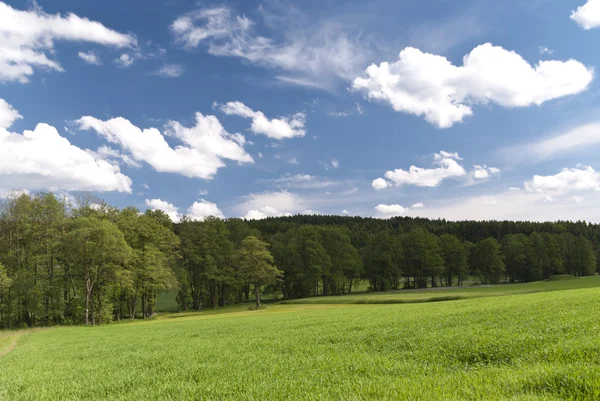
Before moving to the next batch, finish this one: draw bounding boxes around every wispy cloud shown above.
[170,4,372,90]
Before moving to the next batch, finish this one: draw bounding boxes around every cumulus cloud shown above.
[375,200,429,217]
[473,165,501,179]
[76,112,253,180]
[375,204,407,216]
[571,0,600,30]
[374,152,500,189]
[155,64,183,78]
[372,177,389,190]
[375,151,466,188]
[0,123,132,194]
[0,99,22,129]
[525,166,600,193]
[145,199,180,222]
[352,43,593,128]
[88,145,141,168]
[115,53,135,67]
[239,191,304,220]
[170,6,370,90]
[187,200,224,221]
[219,101,305,139]
[0,1,135,83]
[78,51,101,65]
[146,198,224,222]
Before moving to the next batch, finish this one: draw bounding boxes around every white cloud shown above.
[376,204,408,216]
[115,53,135,67]
[574,195,585,203]
[326,110,351,118]
[377,151,466,188]
[352,43,593,128]
[412,202,425,208]
[89,145,141,167]
[145,198,224,223]
[170,6,370,90]
[539,46,553,55]
[404,190,567,221]
[76,112,253,180]
[435,151,463,161]
[0,2,135,83]
[146,199,180,222]
[571,0,600,30]
[269,174,337,189]
[0,123,131,194]
[331,159,339,169]
[473,165,501,179]
[372,177,389,190]
[288,157,299,165]
[239,190,303,220]
[78,51,101,65]
[525,166,600,193]
[511,121,600,162]
[155,64,183,78]
[0,99,22,129]
[187,199,224,221]
[219,101,305,139]
[342,209,350,215]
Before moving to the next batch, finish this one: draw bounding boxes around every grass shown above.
[1,279,600,400]
[281,275,600,304]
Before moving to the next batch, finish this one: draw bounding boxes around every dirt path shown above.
[0,329,46,359]
[0,336,18,358]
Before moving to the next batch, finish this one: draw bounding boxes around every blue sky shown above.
[3,0,600,222]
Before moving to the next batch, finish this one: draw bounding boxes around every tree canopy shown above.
[0,191,598,328]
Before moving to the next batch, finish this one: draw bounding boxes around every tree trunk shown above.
[255,284,260,309]
[85,278,93,326]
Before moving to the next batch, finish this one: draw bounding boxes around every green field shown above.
[1,279,600,400]
[281,276,600,304]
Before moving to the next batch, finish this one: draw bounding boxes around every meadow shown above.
[281,275,600,304]
[1,279,600,400]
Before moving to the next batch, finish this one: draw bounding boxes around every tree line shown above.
[0,192,597,328]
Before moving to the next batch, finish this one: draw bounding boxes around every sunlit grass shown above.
[1,280,600,400]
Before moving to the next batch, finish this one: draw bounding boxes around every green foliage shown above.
[439,234,469,286]
[361,231,402,291]
[545,274,575,281]
[237,236,282,307]
[1,192,599,328]
[471,237,505,284]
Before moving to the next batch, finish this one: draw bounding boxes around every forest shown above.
[0,192,597,329]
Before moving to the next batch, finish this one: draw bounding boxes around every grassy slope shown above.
[1,282,600,400]
[281,276,600,304]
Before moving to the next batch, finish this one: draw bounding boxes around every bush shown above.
[545,274,575,281]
